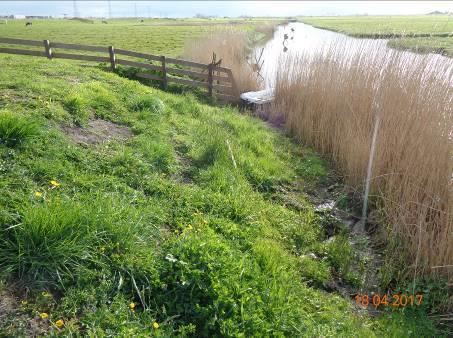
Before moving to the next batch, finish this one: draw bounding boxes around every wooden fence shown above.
[0,37,238,102]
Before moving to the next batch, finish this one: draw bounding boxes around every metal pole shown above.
[356,114,380,233]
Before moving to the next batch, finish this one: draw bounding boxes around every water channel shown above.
[254,22,451,88]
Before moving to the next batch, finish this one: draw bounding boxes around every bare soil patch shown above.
[0,287,46,336]
[0,289,16,321]
[62,119,132,145]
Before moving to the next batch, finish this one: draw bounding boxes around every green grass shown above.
[388,36,453,56]
[0,112,40,147]
[0,51,445,336]
[0,54,444,338]
[300,15,453,57]
[0,17,282,57]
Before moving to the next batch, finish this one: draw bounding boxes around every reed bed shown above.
[184,27,265,97]
[273,39,453,278]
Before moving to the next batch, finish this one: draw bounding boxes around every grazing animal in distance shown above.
[291,27,295,32]
[283,33,288,40]
[102,20,108,24]
[141,19,144,22]
[25,22,32,26]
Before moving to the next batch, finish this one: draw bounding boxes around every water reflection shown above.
[253,22,451,89]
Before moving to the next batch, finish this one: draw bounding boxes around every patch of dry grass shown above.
[184,27,265,99]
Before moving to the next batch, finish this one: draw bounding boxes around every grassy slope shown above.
[0,53,442,336]
[300,15,453,56]
[0,18,282,56]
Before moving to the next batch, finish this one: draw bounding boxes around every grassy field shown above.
[300,15,453,56]
[0,18,447,336]
[0,17,282,56]
[0,51,443,338]
[388,36,453,55]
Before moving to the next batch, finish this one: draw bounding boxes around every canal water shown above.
[254,22,451,88]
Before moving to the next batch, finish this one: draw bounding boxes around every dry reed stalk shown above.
[273,39,453,278]
[254,23,278,41]
[184,27,265,98]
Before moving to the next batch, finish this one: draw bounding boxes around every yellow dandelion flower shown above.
[42,291,52,298]
[152,322,159,329]
[39,312,49,320]
[129,302,136,310]
[187,224,193,230]
[34,191,43,198]
[55,319,64,328]
[50,180,60,187]
[21,300,28,305]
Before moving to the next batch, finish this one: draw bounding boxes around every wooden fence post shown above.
[108,46,116,70]
[207,64,213,97]
[43,39,52,59]
[161,55,168,90]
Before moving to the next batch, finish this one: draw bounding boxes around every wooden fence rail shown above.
[0,37,238,102]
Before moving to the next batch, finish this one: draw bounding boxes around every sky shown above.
[0,1,452,18]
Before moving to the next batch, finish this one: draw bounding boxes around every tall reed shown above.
[184,27,265,98]
[273,39,453,278]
